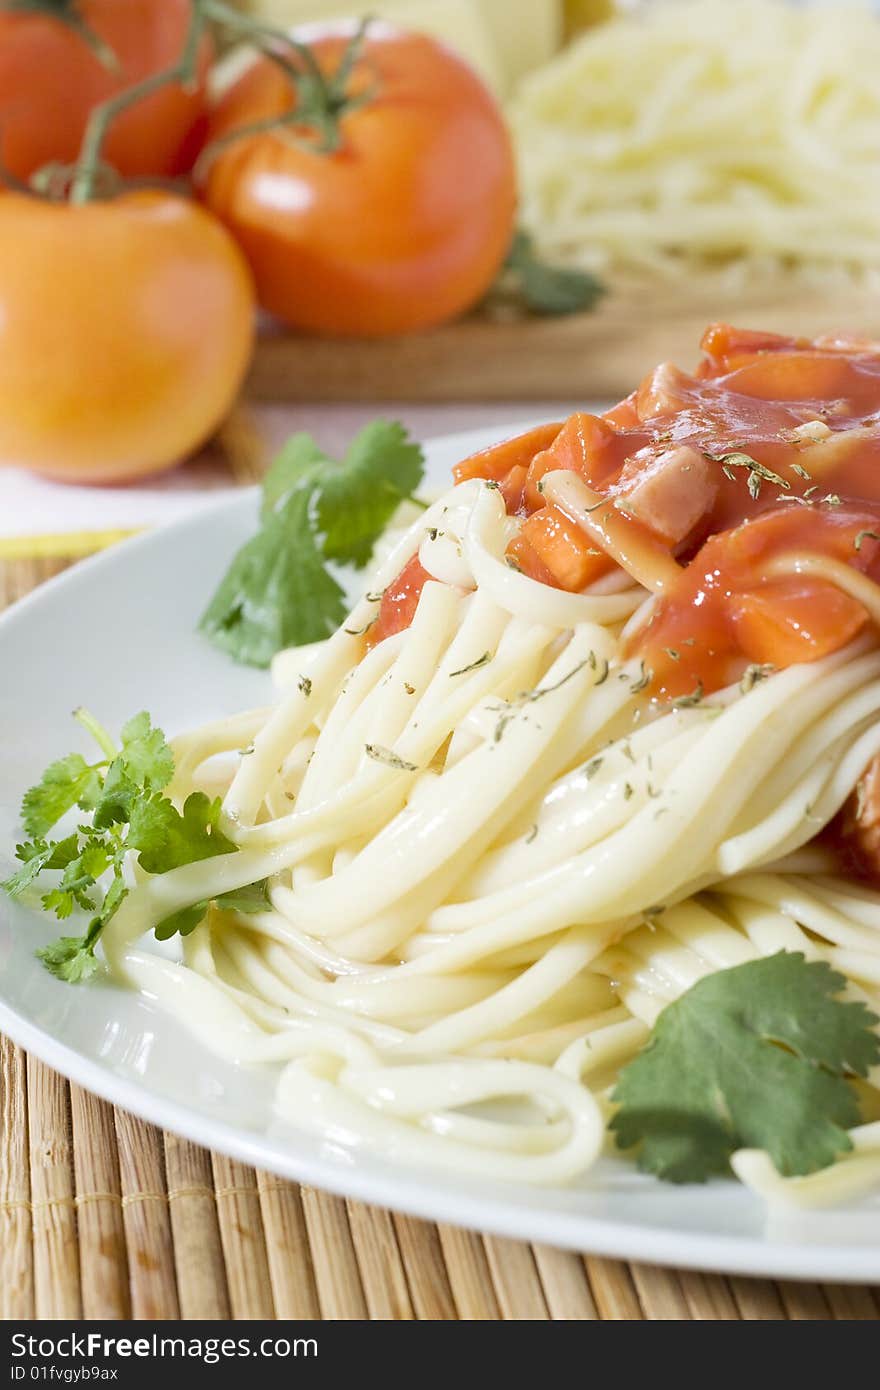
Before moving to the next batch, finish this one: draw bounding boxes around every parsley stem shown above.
[73,707,116,761]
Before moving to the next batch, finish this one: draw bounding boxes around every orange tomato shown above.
[199,22,517,337]
[513,505,613,591]
[371,555,432,645]
[0,0,212,181]
[731,581,868,668]
[453,423,562,489]
[0,192,255,483]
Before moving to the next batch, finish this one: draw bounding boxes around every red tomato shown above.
[199,22,517,337]
[510,505,612,590]
[731,580,868,667]
[0,192,255,483]
[453,423,562,489]
[0,0,212,181]
[372,555,431,645]
[378,330,880,701]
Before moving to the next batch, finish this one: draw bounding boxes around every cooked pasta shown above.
[85,324,880,1207]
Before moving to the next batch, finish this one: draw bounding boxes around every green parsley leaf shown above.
[21,754,104,839]
[258,432,328,519]
[90,713,174,828]
[92,760,138,829]
[199,490,348,667]
[199,422,425,667]
[128,792,237,875]
[40,838,112,918]
[154,901,208,942]
[116,712,175,791]
[153,878,271,943]
[611,952,880,1183]
[317,421,425,567]
[3,710,251,983]
[2,835,79,899]
[41,868,130,973]
[494,230,605,317]
[215,880,272,914]
[37,931,102,984]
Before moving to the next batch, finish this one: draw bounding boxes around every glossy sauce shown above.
[374,326,880,696]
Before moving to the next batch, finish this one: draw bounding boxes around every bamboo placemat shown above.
[2,430,880,1320]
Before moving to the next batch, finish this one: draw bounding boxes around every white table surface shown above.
[0,402,581,541]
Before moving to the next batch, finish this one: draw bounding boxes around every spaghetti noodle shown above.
[99,324,880,1204]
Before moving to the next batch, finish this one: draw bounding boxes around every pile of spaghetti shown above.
[86,325,880,1204]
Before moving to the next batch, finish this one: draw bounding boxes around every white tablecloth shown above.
[0,402,576,546]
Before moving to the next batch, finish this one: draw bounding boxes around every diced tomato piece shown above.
[514,505,613,592]
[602,390,640,428]
[729,580,868,666]
[453,422,561,487]
[698,323,799,377]
[370,555,431,646]
[524,453,562,514]
[524,412,617,511]
[499,463,527,514]
[720,504,859,570]
[636,362,698,420]
[381,324,880,693]
[814,333,880,355]
[505,533,557,586]
[722,353,853,402]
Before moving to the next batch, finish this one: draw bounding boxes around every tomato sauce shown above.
[373,325,880,696]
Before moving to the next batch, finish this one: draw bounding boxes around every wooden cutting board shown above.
[246,274,880,403]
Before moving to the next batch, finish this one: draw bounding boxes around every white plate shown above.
[3,423,880,1285]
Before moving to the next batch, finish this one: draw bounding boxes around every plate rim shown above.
[3,423,880,1286]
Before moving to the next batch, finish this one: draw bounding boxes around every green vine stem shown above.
[206,0,330,89]
[65,1,376,204]
[199,5,375,158]
[68,0,209,204]
[3,0,120,71]
[196,18,375,173]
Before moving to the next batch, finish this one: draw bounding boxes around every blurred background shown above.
[1,0,879,552]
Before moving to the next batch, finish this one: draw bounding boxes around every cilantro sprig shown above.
[489,230,605,317]
[611,952,880,1183]
[200,421,426,668]
[3,710,266,983]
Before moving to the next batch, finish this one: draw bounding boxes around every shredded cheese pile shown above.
[509,0,880,279]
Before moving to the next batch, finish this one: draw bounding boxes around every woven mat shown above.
[2,451,880,1320]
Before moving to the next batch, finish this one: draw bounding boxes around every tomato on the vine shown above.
[0,0,212,181]
[199,22,517,337]
[0,192,255,483]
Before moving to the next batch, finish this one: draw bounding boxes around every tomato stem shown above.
[206,0,330,90]
[65,1,377,205]
[4,0,120,72]
[207,6,374,154]
[68,0,208,205]
[198,12,375,171]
